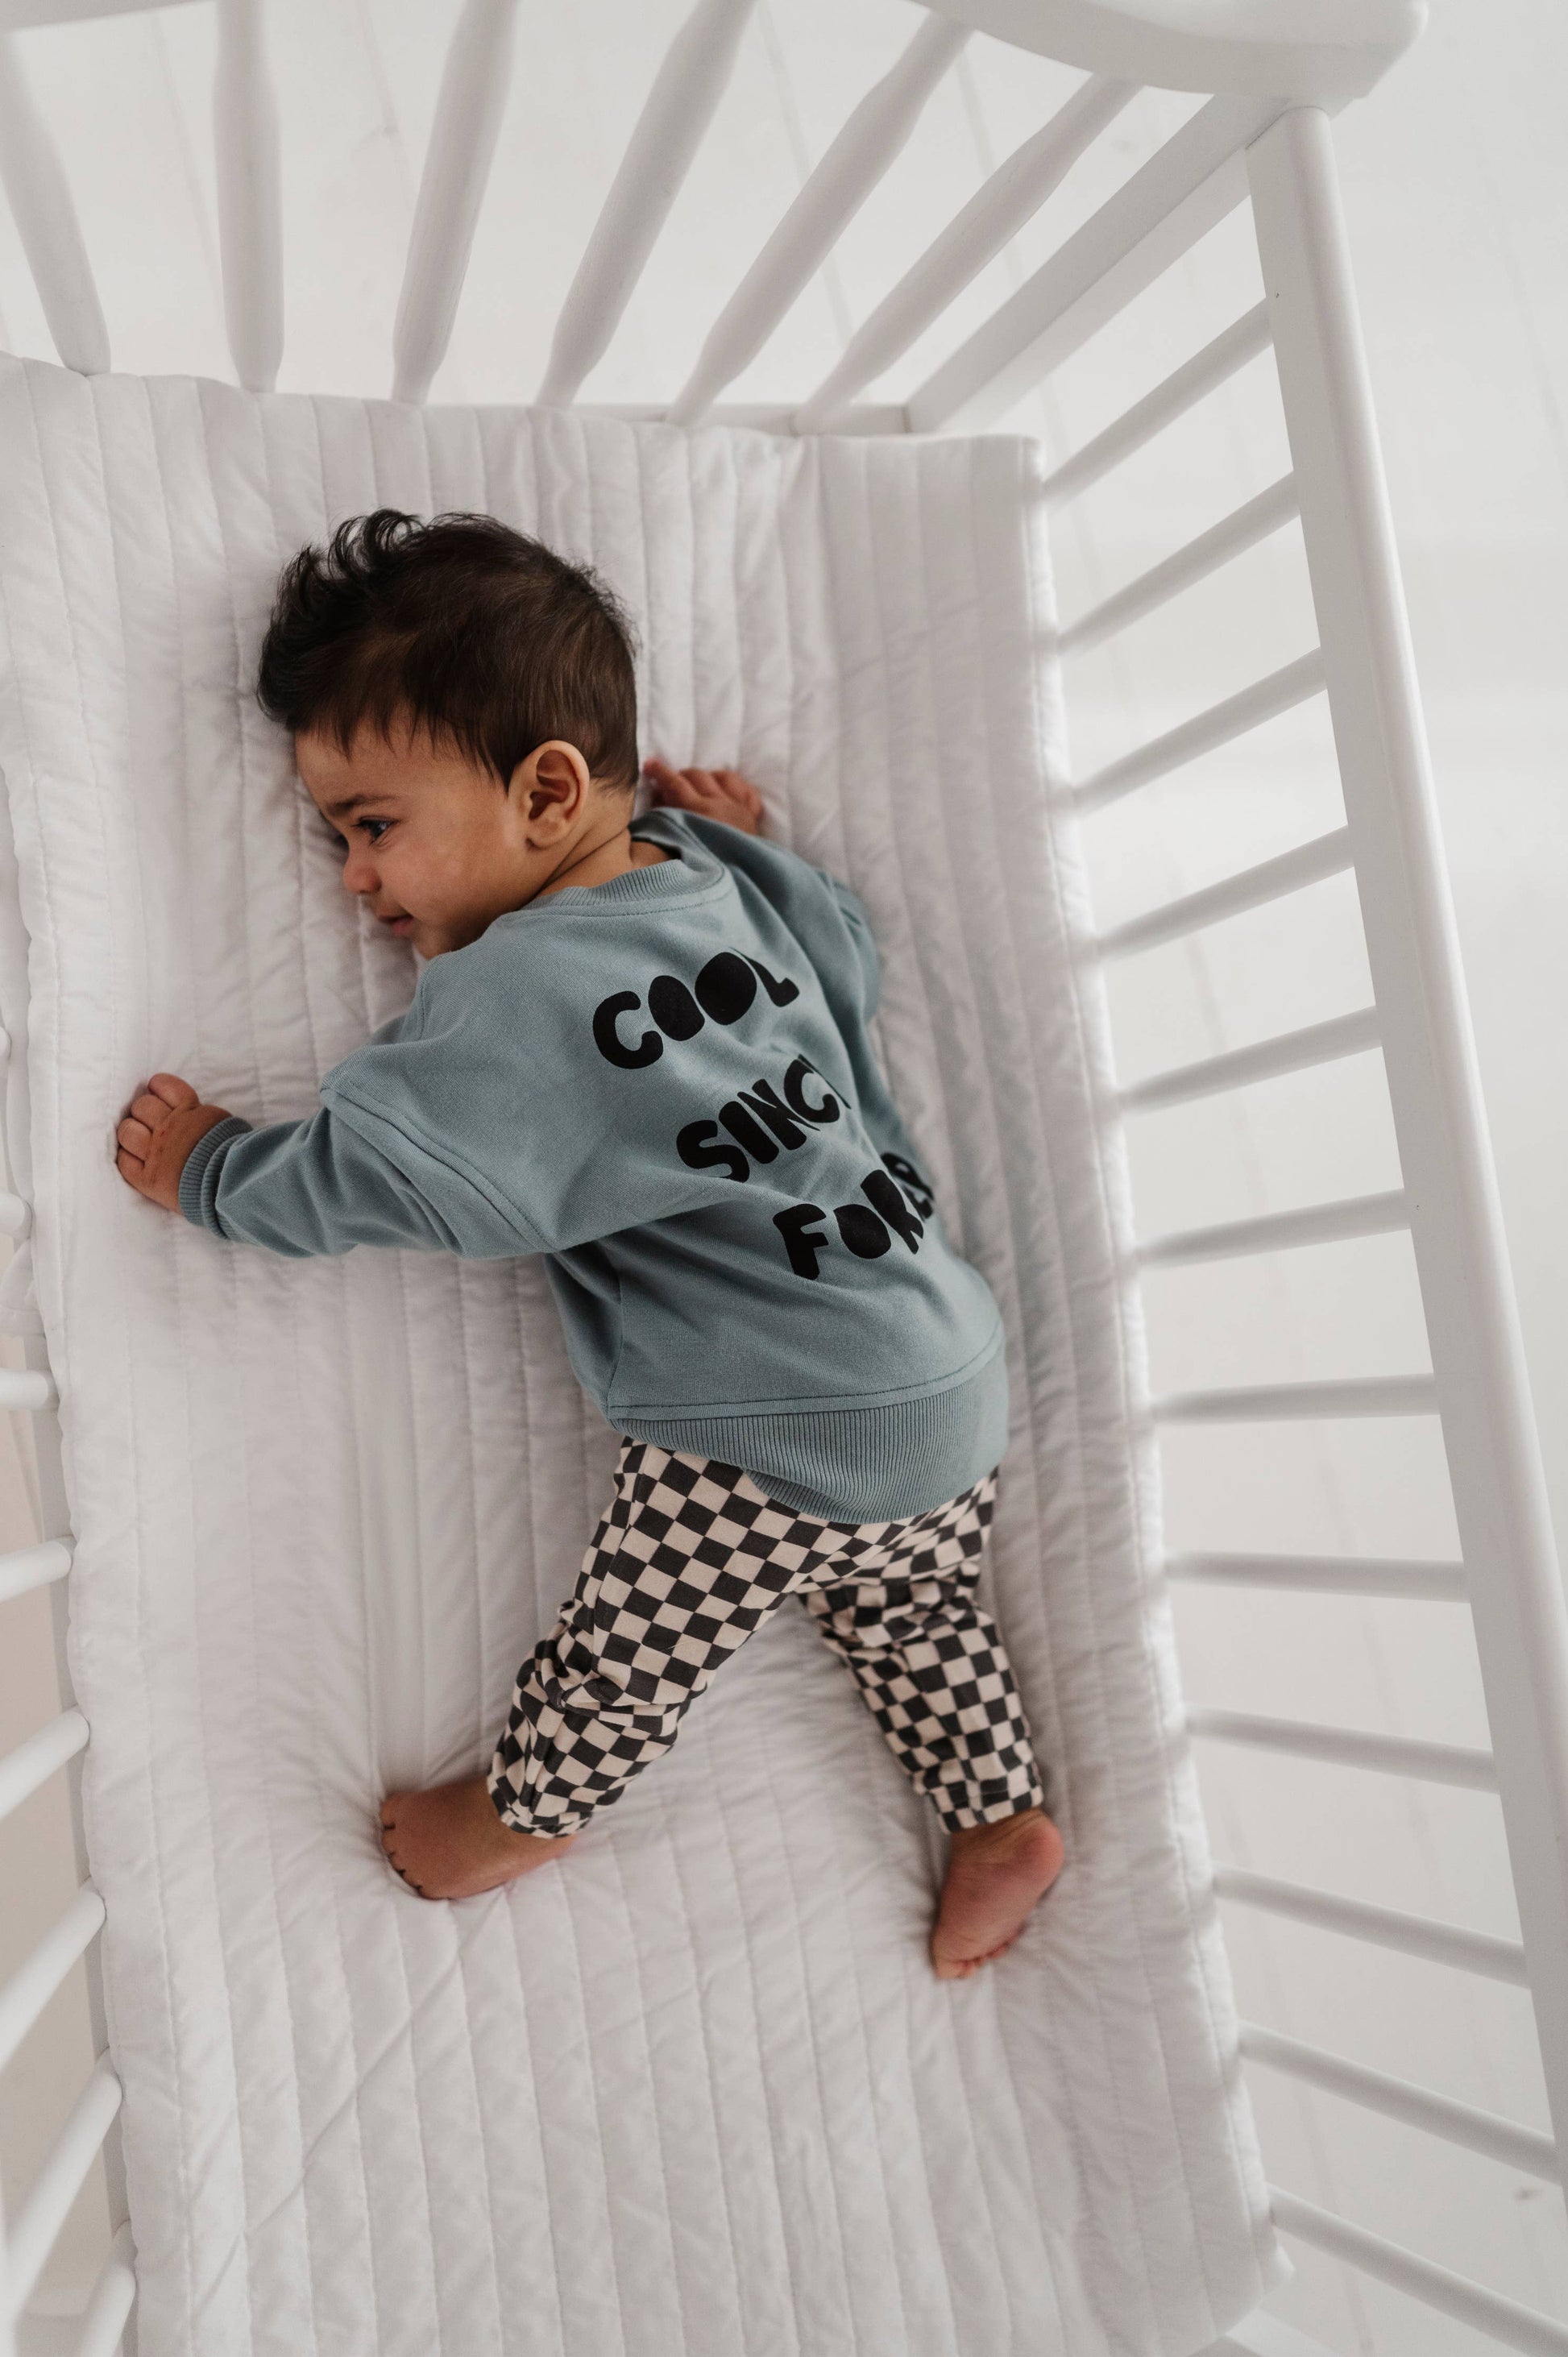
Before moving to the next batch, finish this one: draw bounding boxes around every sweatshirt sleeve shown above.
[177,1098,543,1259]
[672,815,882,1024]
[825,874,881,1020]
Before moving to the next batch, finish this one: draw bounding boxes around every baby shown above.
[115,511,1062,1980]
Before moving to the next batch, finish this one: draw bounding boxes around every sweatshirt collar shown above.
[492,810,728,923]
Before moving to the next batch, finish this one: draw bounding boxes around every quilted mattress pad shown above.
[0,355,1278,2355]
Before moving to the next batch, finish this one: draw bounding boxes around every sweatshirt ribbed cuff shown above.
[178,1115,253,1230]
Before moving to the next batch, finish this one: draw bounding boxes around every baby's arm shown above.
[115,1069,528,1259]
[648,762,878,1022]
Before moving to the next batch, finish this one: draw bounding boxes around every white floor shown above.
[0,4,1565,2352]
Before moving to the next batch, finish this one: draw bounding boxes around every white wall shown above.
[0,4,1563,2350]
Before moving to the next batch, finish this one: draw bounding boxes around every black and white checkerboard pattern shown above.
[489,1440,1044,1837]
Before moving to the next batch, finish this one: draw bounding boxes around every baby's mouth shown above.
[378,911,416,939]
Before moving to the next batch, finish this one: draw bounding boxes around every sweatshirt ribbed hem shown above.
[619,1342,1009,1523]
[179,1116,252,1228]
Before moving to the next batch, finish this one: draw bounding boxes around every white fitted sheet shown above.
[0,355,1280,2356]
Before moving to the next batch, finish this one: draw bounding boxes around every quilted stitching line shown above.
[310,396,384,1051]
[807,438,966,2357]
[345,1254,446,2350]
[195,380,270,1116]
[744,1682,865,2350]
[85,368,212,2348]
[941,429,1147,2340]
[195,377,338,2341]
[672,1718,806,2357]
[890,436,1037,2354]
[500,1257,582,2357]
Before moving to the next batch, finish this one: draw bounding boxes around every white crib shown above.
[0,2,1563,2354]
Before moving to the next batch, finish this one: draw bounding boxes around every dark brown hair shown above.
[256,509,639,791]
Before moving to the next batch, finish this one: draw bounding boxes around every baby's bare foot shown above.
[931,1807,1063,1981]
[380,1774,575,1900]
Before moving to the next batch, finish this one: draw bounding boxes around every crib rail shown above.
[1241,2027,1558,2185]
[213,0,282,393]
[538,0,757,410]
[1136,1188,1408,1266]
[792,73,1134,431]
[391,0,521,409]
[1186,1711,1497,1791]
[0,4,1561,2354]
[0,1538,71,1603]
[1072,649,1329,811]
[1267,2195,1568,2357]
[1168,1553,1469,1602]
[1096,828,1354,960]
[0,1888,106,2077]
[668,11,969,425]
[1215,1869,1529,1987]
[1116,1005,1379,1114]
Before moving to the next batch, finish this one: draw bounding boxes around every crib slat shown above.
[1138,1189,1407,1266]
[1268,2189,1568,2356]
[1073,649,1326,812]
[1155,1375,1437,1422]
[0,1187,29,1235]
[1096,828,1354,961]
[0,32,109,374]
[390,0,520,407]
[1118,1005,1379,1115]
[1215,1868,1528,1984]
[213,0,283,393]
[68,2222,135,2357]
[1168,1553,1466,1602]
[1188,1708,1495,1791]
[0,1538,69,1606]
[1042,304,1272,509]
[0,1707,88,1824]
[1059,475,1299,657]
[907,91,1281,434]
[537,0,756,409]
[0,1884,105,2073]
[792,74,1135,433]
[667,15,967,428]
[5,2059,122,2318]
[0,1363,56,1410]
[1242,2026,1558,2181]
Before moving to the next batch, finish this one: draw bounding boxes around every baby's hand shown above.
[115,1073,233,1213]
[643,761,765,837]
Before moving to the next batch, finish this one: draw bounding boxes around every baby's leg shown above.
[802,1476,1061,1977]
[381,1442,807,1899]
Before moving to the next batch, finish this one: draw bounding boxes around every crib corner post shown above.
[1245,102,1568,2186]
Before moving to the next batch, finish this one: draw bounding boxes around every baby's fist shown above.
[116,1073,232,1213]
[643,761,765,837]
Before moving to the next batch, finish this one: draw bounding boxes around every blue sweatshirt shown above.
[180,811,1007,1521]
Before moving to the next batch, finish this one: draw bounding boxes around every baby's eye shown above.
[358,818,391,844]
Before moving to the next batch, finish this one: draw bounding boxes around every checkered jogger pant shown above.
[487,1439,1044,1839]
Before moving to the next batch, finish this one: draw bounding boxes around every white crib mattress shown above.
[0,354,1279,2357]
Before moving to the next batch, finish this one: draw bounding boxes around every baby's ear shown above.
[516,741,592,835]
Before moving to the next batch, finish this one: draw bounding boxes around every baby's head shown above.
[258,509,638,958]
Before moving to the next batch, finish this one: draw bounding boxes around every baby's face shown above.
[299,721,540,960]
